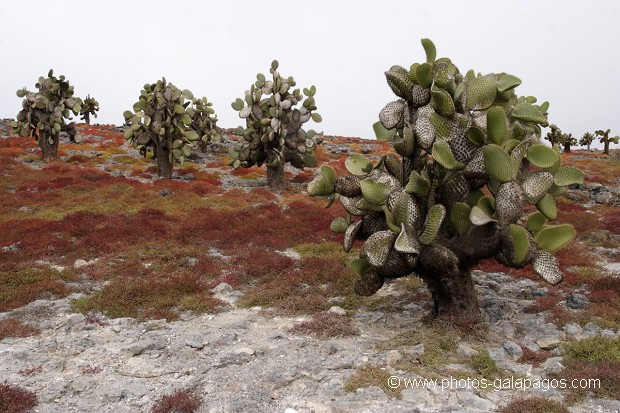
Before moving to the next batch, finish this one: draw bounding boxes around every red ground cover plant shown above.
[0,319,40,340]
[0,383,38,413]
[150,389,202,413]
[290,312,359,338]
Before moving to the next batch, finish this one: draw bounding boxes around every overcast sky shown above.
[1,1,619,147]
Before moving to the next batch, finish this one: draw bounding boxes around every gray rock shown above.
[536,337,561,350]
[584,182,603,191]
[542,356,564,375]
[327,306,347,316]
[355,385,388,401]
[159,188,172,196]
[385,350,403,366]
[457,391,497,412]
[563,323,583,336]
[404,343,425,360]
[596,191,613,204]
[502,341,523,360]
[123,339,165,356]
[361,145,372,154]
[457,342,478,358]
[488,347,509,363]
[584,322,601,334]
[566,293,590,309]
[601,329,617,338]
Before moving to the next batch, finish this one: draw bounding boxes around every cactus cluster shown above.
[122,78,219,178]
[230,60,322,190]
[546,124,576,152]
[79,94,100,125]
[579,132,595,150]
[11,69,81,161]
[309,39,584,324]
[594,129,619,155]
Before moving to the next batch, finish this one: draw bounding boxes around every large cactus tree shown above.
[309,39,584,325]
[595,129,619,155]
[230,60,322,191]
[12,69,81,162]
[579,132,595,150]
[122,79,218,178]
[79,94,100,125]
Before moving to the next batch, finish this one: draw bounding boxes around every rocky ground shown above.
[2,271,620,413]
[1,121,619,412]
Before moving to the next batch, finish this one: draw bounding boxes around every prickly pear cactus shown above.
[190,97,220,153]
[309,39,584,324]
[595,129,619,155]
[230,60,323,191]
[579,132,595,150]
[79,94,100,125]
[122,78,218,178]
[12,69,82,162]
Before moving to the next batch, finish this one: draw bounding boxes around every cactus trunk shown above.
[39,132,59,163]
[83,112,90,125]
[420,269,481,325]
[156,145,173,178]
[604,140,610,155]
[267,161,285,191]
[563,143,571,153]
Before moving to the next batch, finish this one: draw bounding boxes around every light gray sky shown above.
[1,1,619,147]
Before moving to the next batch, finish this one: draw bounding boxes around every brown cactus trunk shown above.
[84,113,90,125]
[266,150,285,191]
[39,132,59,162]
[563,143,571,153]
[421,269,482,326]
[604,140,610,156]
[156,145,173,178]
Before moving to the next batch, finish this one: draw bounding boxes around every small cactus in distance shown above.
[79,94,100,125]
[122,79,218,178]
[12,69,81,162]
[309,39,583,325]
[560,132,576,153]
[230,60,323,191]
[579,132,595,150]
[545,124,562,147]
[595,129,619,155]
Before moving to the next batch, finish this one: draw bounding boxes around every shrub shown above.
[150,389,202,413]
[290,312,359,339]
[0,383,38,413]
[498,397,569,413]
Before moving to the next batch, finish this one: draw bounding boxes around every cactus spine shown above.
[230,60,322,191]
[309,39,583,325]
[12,69,82,162]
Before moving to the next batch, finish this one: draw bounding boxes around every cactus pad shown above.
[420,204,446,245]
[526,144,559,168]
[553,166,584,187]
[344,220,363,252]
[345,154,373,176]
[495,182,523,225]
[534,224,576,253]
[354,269,385,296]
[522,171,554,204]
[464,74,497,110]
[509,224,530,265]
[536,193,557,220]
[362,231,397,266]
[532,251,563,285]
[379,100,406,129]
[483,144,514,183]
